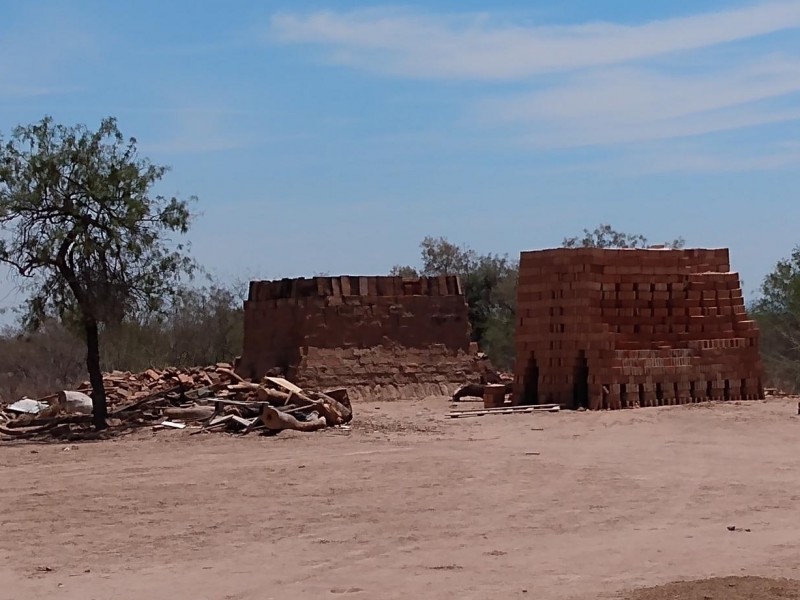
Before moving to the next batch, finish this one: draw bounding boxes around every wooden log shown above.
[261,406,326,432]
[227,382,261,392]
[0,422,59,436]
[163,406,216,421]
[256,387,292,405]
[5,414,93,428]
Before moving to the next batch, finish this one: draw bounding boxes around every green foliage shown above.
[398,236,518,369]
[0,116,194,326]
[751,246,800,391]
[0,116,195,425]
[389,264,419,277]
[563,224,685,249]
[419,236,477,275]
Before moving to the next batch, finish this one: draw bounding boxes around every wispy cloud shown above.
[480,56,800,146]
[269,2,800,159]
[484,57,800,124]
[270,2,800,79]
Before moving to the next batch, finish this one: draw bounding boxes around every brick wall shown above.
[237,275,478,399]
[513,248,764,409]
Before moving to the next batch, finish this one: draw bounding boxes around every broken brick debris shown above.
[0,363,353,439]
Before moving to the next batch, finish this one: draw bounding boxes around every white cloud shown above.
[270,3,800,159]
[484,57,800,123]
[270,2,800,79]
[480,56,800,146]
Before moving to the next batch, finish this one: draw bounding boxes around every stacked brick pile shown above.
[237,275,480,400]
[513,248,764,410]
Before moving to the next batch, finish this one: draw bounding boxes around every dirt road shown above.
[2,398,800,599]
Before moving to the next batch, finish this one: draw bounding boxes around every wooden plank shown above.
[448,404,558,416]
[207,414,235,427]
[263,377,304,395]
[212,398,266,408]
[243,416,263,434]
[448,408,535,419]
[157,421,187,430]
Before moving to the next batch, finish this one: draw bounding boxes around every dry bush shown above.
[0,284,243,402]
[0,321,85,401]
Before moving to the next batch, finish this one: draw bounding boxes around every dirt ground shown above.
[623,576,800,600]
[3,397,800,600]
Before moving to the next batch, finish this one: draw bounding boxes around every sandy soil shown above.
[3,398,800,600]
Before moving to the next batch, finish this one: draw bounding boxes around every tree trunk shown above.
[85,318,108,430]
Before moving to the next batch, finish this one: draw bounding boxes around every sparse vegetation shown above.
[0,282,244,402]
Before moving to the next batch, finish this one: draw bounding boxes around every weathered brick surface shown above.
[237,275,478,400]
[513,248,765,409]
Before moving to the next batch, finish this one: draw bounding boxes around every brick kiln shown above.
[513,248,764,409]
[237,275,480,400]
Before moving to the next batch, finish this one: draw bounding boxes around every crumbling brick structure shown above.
[513,248,764,409]
[237,275,480,400]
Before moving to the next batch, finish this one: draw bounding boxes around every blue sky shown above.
[2,0,800,314]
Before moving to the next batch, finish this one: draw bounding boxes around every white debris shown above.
[57,391,93,415]
[8,398,49,415]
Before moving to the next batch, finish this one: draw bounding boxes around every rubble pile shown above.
[0,363,353,440]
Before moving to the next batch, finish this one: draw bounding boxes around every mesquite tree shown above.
[0,116,195,429]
